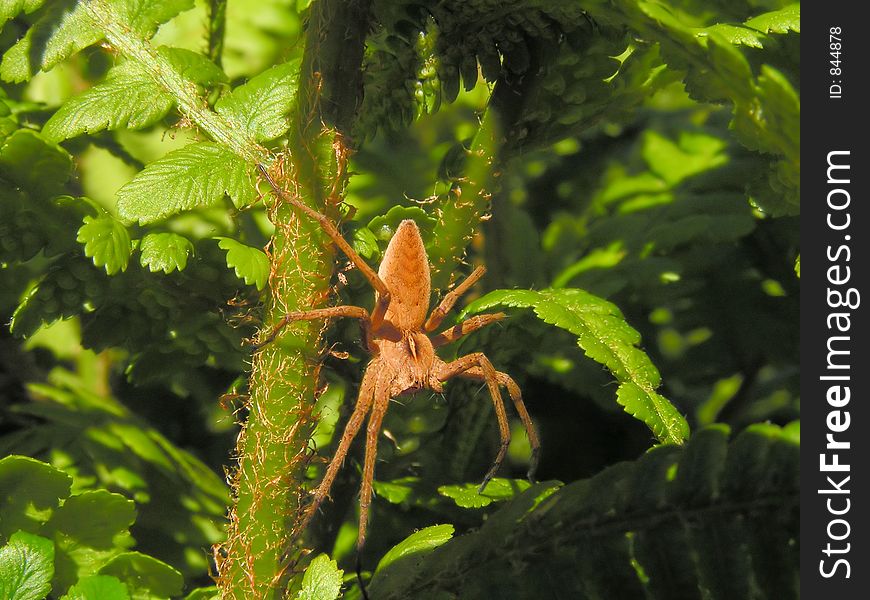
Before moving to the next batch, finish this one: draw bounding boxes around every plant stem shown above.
[218,0,372,596]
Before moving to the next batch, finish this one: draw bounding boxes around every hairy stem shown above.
[218,0,372,597]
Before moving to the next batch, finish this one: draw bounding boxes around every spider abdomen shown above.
[376,220,431,329]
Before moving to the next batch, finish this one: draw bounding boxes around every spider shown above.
[257,165,540,550]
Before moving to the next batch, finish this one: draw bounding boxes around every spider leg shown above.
[294,362,378,538]
[430,312,506,348]
[357,370,394,549]
[459,368,541,482]
[424,265,487,332]
[253,306,371,350]
[258,165,393,320]
[436,353,511,492]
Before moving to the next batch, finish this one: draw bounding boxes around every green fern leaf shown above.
[77,215,132,275]
[745,4,800,35]
[215,60,300,141]
[116,142,258,224]
[0,0,194,83]
[296,554,343,600]
[369,424,798,599]
[138,232,194,273]
[0,1,101,83]
[42,47,225,142]
[42,60,173,141]
[463,288,689,445]
[216,238,269,290]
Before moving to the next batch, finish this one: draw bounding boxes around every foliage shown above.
[0,455,185,599]
[1,0,798,598]
[367,422,799,599]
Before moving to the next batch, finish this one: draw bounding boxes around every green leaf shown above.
[0,0,46,27]
[0,129,72,199]
[438,478,532,508]
[216,237,269,290]
[367,206,437,243]
[0,531,54,600]
[44,490,136,548]
[367,426,798,599]
[215,59,300,141]
[0,455,72,538]
[0,0,196,82]
[0,1,101,83]
[374,525,454,574]
[745,4,800,35]
[116,142,258,224]
[295,554,343,600]
[77,215,132,275]
[463,288,689,444]
[138,232,194,273]
[182,587,218,600]
[60,575,130,600]
[160,47,227,86]
[98,552,183,599]
[42,61,174,142]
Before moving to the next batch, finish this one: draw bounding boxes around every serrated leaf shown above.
[116,142,258,224]
[0,1,101,83]
[77,215,132,275]
[0,531,54,600]
[295,554,343,600]
[463,288,689,444]
[60,575,130,600]
[216,237,269,290]
[215,60,300,141]
[0,129,72,198]
[138,232,193,273]
[745,4,800,35]
[160,47,227,86]
[1,0,198,81]
[438,478,532,508]
[374,525,454,574]
[0,455,72,538]
[43,60,174,142]
[98,552,183,599]
[45,490,136,548]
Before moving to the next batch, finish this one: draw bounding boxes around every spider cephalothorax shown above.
[257,166,540,550]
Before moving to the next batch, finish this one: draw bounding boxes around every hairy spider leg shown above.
[294,364,379,538]
[430,312,506,348]
[424,265,487,332]
[254,306,371,349]
[257,164,392,329]
[357,369,395,549]
[459,368,541,482]
[436,353,512,492]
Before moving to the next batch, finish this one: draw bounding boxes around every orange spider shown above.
[257,166,540,550]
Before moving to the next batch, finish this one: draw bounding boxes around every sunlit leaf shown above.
[116,143,258,224]
[216,237,269,290]
[77,215,132,275]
